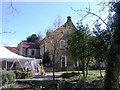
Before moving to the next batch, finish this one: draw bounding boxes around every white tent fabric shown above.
[0,45,43,73]
[0,45,32,61]
[31,59,41,72]
[0,45,34,70]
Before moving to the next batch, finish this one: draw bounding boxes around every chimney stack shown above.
[67,16,71,22]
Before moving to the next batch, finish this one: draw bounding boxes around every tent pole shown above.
[5,60,7,70]
[17,59,24,71]
[10,60,16,70]
[28,60,33,70]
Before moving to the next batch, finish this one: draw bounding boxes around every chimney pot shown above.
[67,16,71,22]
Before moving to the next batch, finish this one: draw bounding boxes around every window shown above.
[31,49,35,55]
[60,40,65,49]
[74,61,79,67]
[28,49,36,56]
[61,55,67,67]
[63,30,67,35]
[25,49,28,56]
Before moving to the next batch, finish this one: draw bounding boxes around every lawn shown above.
[46,70,105,78]
[28,70,105,89]
[1,70,106,89]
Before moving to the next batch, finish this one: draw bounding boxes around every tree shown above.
[53,15,63,29]
[66,24,94,86]
[104,2,120,90]
[50,34,59,81]
[92,20,110,77]
[47,15,63,32]
[72,1,120,89]
[7,0,20,14]
[74,1,120,89]
[45,16,63,81]
[24,34,40,43]
[44,31,60,81]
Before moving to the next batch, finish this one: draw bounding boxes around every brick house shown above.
[40,16,77,71]
[18,42,41,59]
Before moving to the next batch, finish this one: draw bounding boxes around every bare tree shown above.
[50,35,58,81]
[53,15,63,29]
[45,16,63,80]
[47,15,63,32]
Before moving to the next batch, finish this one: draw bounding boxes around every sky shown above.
[1,1,109,47]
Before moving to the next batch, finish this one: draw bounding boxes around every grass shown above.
[46,70,105,77]
[1,70,106,89]
[45,70,105,83]
[29,70,105,89]
[87,70,105,78]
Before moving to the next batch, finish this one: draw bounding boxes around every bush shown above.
[74,77,85,89]
[1,71,16,85]
[74,77,104,89]
[86,79,104,89]
[14,70,33,79]
[1,83,16,89]
[60,80,76,90]
[61,72,79,79]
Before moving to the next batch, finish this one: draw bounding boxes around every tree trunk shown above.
[104,2,120,89]
[104,45,120,90]
[99,68,103,78]
[52,54,55,81]
[99,63,103,78]
[52,48,56,81]
[85,59,90,78]
[81,61,86,87]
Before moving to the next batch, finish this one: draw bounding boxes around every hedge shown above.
[1,70,16,85]
[14,70,33,79]
[61,72,79,79]
[0,70,16,89]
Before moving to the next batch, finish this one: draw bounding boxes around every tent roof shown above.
[0,45,33,61]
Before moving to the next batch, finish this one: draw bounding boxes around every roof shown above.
[5,46,18,54]
[20,42,40,49]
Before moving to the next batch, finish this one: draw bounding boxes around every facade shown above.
[40,16,77,71]
[18,42,41,59]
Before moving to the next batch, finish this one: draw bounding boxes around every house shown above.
[17,42,41,59]
[40,16,77,71]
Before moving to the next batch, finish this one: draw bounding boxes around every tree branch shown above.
[8,0,20,14]
[72,7,108,27]
[71,1,110,30]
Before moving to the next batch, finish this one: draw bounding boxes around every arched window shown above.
[60,40,65,49]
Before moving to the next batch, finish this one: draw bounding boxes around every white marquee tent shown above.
[0,45,34,70]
